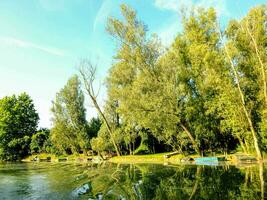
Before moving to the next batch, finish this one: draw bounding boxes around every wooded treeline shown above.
[0,4,266,160]
[90,4,267,159]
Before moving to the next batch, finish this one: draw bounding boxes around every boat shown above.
[194,157,226,165]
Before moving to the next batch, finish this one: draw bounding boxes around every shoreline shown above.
[19,152,266,166]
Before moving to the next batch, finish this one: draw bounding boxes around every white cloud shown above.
[155,0,230,47]
[93,0,115,32]
[154,0,229,17]
[198,0,229,16]
[0,36,66,57]
[158,20,180,46]
[155,0,193,12]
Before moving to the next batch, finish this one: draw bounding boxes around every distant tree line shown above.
[0,4,266,160]
[0,90,101,160]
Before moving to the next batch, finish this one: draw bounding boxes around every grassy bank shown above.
[22,151,262,165]
[109,152,262,165]
[23,152,187,164]
[109,153,188,164]
[22,153,94,162]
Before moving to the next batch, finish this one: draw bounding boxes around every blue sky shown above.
[0,0,266,128]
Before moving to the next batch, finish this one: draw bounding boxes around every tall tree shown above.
[223,5,267,159]
[50,75,88,154]
[135,8,226,154]
[106,4,162,154]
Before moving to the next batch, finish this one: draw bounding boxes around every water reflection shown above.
[0,162,266,200]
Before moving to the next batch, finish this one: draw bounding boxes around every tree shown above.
[87,117,102,139]
[119,7,225,154]
[221,5,267,159]
[50,75,89,154]
[171,8,233,154]
[79,60,121,156]
[105,4,162,154]
[0,93,39,160]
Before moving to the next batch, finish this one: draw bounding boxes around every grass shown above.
[109,152,262,164]
[23,152,187,164]
[109,152,184,164]
[22,151,261,164]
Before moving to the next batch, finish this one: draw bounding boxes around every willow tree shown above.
[106,4,161,153]
[101,4,266,156]
[150,8,231,154]
[106,6,231,155]
[222,5,267,159]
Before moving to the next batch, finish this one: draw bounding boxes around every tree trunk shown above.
[92,98,121,156]
[79,64,121,157]
[132,142,135,155]
[245,21,267,105]
[129,143,132,155]
[180,124,200,155]
[221,32,262,160]
[236,135,248,154]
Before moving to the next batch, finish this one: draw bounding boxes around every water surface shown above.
[0,161,266,199]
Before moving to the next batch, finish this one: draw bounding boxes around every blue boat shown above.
[194,157,225,166]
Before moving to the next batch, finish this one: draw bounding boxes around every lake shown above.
[0,161,265,200]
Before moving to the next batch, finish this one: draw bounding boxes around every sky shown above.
[0,0,266,128]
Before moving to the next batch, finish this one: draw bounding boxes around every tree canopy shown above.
[89,4,267,159]
[0,93,39,160]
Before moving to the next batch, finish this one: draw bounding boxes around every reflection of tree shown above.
[237,163,265,200]
[43,162,266,200]
[259,162,264,200]
[189,166,201,200]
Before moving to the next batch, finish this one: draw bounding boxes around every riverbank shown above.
[22,152,189,164]
[22,152,264,165]
[109,152,264,165]
[109,153,183,164]
[22,153,96,162]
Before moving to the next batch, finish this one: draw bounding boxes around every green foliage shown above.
[90,124,113,152]
[93,4,267,157]
[50,75,89,154]
[133,143,150,155]
[87,117,101,139]
[30,129,50,153]
[0,93,39,160]
[104,4,163,154]
[90,137,105,153]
